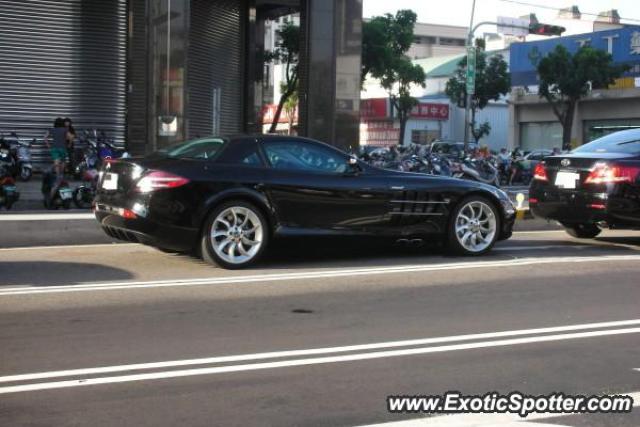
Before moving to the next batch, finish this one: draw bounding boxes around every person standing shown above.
[63,117,77,172]
[44,118,71,196]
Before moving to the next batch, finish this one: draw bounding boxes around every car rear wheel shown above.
[562,223,601,239]
[448,196,500,256]
[201,201,269,269]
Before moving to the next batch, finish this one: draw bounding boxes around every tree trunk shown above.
[398,112,408,146]
[470,106,478,143]
[268,91,290,134]
[561,101,576,150]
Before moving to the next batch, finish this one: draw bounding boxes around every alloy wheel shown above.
[211,206,264,265]
[454,200,497,253]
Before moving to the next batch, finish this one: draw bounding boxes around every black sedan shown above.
[95,135,515,268]
[530,129,640,238]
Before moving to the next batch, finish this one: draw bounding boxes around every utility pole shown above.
[463,15,548,151]
[463,0,477,152]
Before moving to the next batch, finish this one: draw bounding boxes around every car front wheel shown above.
[201,201,269,269]
[448,196,500,256]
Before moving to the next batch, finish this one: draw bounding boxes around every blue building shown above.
[508,26,640,151]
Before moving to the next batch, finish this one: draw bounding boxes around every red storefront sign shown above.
[360,98,388,119]
[360,120,399,147]
[262,104,298,124]
[410,102,449,120]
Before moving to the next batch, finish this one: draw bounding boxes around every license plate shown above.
[102,173,118,190]
[3,185,16,193]
[60,189,73,200]
[555,171,579,189]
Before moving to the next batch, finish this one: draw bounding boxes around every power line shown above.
[497,0,640,24]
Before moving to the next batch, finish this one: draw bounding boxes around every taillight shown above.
[584,163,640,185]
[135,171,190,192]
[533,163,548,181]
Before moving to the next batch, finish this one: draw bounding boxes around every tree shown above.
[537,45,628,149]
[361,10,426,145]
[281,82,298,135]
[265,21,299,134]
[445,39,510,144]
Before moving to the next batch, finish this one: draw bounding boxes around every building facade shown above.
[509,26,640,151]
[0,0,363,168]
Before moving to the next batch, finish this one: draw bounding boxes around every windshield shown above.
[573,130,640,155]
[155,137,227,160]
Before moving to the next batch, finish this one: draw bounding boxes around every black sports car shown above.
[530,129,640,238]
[94,135,515,268]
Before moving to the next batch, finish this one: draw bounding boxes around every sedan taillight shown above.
[584,163,640,185]
[135,171,190,192]
[533,163,548,181]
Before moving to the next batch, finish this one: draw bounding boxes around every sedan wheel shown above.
[448,197,499,255]
[562,223,601,239]
[201,201,268,269]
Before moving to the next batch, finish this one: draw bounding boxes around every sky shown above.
[363,0,640,28]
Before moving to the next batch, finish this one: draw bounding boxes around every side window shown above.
[263,140,348,174]
[530,152,544,161]
[215,138,263,166]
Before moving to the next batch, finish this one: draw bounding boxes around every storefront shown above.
[0,0,363,167]
[509,26,640,150]
[0,0,127,166]
[359,98,450,147]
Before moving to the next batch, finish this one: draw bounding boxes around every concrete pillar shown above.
[300,0,362,151]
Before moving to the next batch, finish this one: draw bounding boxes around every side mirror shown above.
[345,156,362,175]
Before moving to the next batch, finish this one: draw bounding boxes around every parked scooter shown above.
[0,167,19,210]
[72,132,100,179]
[42,170,73,210]
[6,132,34,181]
[72,168,99,209]
[452,157,500,187]
[83,129,129,168]
[0,135,18,179]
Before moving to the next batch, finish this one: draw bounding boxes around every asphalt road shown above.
[1,220,639,426]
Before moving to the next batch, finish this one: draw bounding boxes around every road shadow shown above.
[0,261,134,287]
[594,236,640,247]
[257,237,497,270]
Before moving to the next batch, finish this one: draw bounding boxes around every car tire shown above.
[448,195,500,256]
[200,200,269,269]
[562,223,601,239]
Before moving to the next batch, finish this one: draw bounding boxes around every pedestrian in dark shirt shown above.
[44,118,72,194]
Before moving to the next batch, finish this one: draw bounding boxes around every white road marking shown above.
[0,243,138,252]
[357,392,640,426]
[1,254,640,296]
[0,213,95,221]
[1,319,637,384]
[493,245,587,252]
[1,326,639,394]
[512,230,565,235]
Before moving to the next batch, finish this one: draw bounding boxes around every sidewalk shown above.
[4,174,86,211]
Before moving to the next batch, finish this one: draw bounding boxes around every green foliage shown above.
[281,82,298,135]
[537,45,628,147]
[361,10,426,144]
[445,40,510,142]
[472,121,491,143]
[265,21,300,133]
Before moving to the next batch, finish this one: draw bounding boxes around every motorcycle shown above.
[91,130,129,165]
[0,136,18,179]
[6,132,34,181]
[72,132,100,179]
[0,171,19,210]
[452,157,500,187]
[42,170,73,210]
[72,168,99,209]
